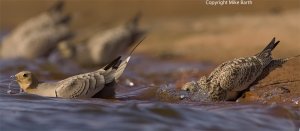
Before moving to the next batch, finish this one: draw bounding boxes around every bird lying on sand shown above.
[181,37,299,101]
[0,1,72,59]
[57,13,146,67]
[14,38,144,98]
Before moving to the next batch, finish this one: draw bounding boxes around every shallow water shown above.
[0,56,299,131]
[1,94,299,131]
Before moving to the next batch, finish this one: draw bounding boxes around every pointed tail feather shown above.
[103,37,145,84]
[114,56,131,80]
[129,36,144,56]
[261,37,280,52]
[102,56,122,84]
[114,37,145,80]
[256,37,280,57]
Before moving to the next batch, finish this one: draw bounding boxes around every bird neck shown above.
[24,77,40,92]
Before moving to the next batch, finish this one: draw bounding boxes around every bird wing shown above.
[101,37,145,83]
[207,61,230,81]
[55,72,105,98]
[217,57,264,92]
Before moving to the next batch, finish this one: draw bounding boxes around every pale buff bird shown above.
[181,37,299,101]
[0,1,72,59]
[14,38,144,98]
[57,13,146,67]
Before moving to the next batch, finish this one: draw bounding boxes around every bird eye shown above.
[23,74,28,77]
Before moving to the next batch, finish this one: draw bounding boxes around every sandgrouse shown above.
[181,37,299,101]
[58,13,146,66]
[14,39,144,98]
[0,1,72,59]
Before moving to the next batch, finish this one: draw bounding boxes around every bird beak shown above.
[10,75,17,81]
[179,90,189,100]
[12,75,21,83]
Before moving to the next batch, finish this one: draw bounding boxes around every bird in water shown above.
[57,13,146,67]
[0,1,72,60]
[13,38,144,98]
[181,37,299,102]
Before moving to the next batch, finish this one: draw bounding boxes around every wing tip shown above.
[125,56,131,63]
[104,56,122,70]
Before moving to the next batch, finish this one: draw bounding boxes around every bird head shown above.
[181,81,199,92]
[182,76,208,92]
[15,71,39,91]
[156,84,189,102]
[181,76,211,101]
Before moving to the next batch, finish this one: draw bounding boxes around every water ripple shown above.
[0,94,299,131]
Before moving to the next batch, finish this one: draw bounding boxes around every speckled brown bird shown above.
[58,13,146,67]
[181,37,299,101]
[14,38,144,98]
[0,1,72,59]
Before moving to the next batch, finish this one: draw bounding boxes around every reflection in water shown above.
[0,56,299,131]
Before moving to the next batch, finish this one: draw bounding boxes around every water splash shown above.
[7,75,16,94]
[125,79,135,87]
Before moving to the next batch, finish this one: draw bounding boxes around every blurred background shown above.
[1,0,299,62]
